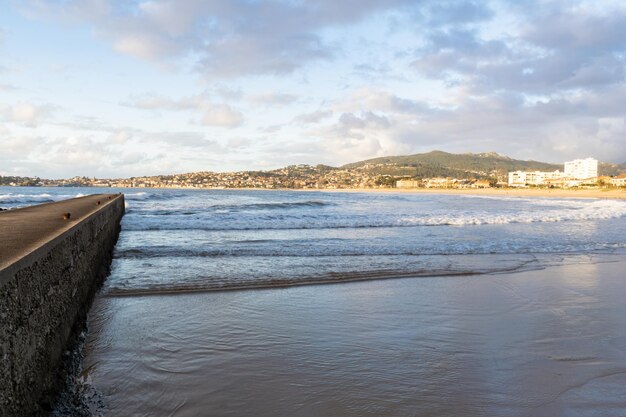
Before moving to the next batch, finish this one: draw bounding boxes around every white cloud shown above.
[0,102,56,127]
[197,103,243,127]
[113,33,178,61]
[247,92,299,106]
[412,4,626,95]
[293,109,333,124]
[299,84,626,165]
[19,0,418,77]
[125,93,243,127]
[0,84,19,91]
[4,0,626,177]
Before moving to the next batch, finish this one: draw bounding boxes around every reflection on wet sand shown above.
[82,257,626,417]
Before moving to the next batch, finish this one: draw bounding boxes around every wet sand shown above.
[82,255,626,416]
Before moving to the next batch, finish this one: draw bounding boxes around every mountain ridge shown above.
[1,151,625,186]
[341,150,625,179]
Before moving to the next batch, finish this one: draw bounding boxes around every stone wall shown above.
[0,195,124,417]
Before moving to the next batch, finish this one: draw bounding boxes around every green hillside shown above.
[599,162,626,176]
[341,151,562,180]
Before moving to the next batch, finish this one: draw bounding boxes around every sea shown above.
[3,186,626,416]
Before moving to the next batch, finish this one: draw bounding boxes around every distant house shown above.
[508,170,562,187]
[425,178,453,188]
[396,179,421,188]
[579,177,601,187]
[543,177,565,188]
[610,174,626,187]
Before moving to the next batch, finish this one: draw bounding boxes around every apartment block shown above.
[564,158,598,179]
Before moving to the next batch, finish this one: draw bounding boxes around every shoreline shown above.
[131,186,626,199]
[319,187,626,199]
[3,184,625,199]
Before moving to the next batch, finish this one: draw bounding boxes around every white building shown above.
[396,179,421,188]
[610,174,626,187]
[564,158,598,180]
[508,170,563,187]
[508,171,527,187]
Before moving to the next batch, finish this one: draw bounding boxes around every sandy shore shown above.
[318,187,626,199]
[101,185,626,199]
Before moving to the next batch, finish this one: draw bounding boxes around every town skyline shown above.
[3,151,624,190]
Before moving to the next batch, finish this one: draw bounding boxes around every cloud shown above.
[7,0,626,175]
[259,124,284,134]
[0,127,205,178]
[0,102,57,127]
[227,137,252,149]
[0,84,19,92]
[337,112,391,131]
[412,3,626,94]
[304,110,408,163]
[425,0,493,25]
[20,0,419,78]
[213,85,243,100]
[293,109,333,124]
[338,89,435,115]
[145,131,222,150]
[197,104,243,128]
[247,92,299,106]
[0,134,43,159]
[301,84,626,166]
[125,93,243,127]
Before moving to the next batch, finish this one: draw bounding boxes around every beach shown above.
[83,257,626,416]
[3,187,626,416]
[325,187,626,199]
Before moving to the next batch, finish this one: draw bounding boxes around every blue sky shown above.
[1,0,625,178]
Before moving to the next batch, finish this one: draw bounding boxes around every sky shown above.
[1,0,625,178]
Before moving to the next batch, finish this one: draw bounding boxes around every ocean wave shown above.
[102,269,498,296]
[399,200,626,226]
[124,191,197,201]
[102,255,550,296]
[0,192,88,204]
[113,243,625,259]
[142,209,201,216]
[126,200,334,216]
[124,192,150,200]
[213,200,332,211]
[122,201,626,231]
[0,193,54,203]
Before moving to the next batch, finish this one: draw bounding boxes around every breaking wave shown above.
[114,243,625,259]
[0,192,86,205]
[122,199,626,231]
[211,200,333,211]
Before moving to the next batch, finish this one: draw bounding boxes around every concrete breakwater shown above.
[0,194,124,417]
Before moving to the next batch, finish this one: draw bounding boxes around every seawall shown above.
[0,194,125,417]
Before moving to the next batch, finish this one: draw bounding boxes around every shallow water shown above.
[7,187,623,293]
[84,260,626,417]
[3,187,626,415]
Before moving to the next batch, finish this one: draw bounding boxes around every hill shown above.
[341,151,562,180]
[599,162,626,176]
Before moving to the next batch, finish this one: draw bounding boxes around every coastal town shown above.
[506,158,626,188]
[1,157,625,190]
